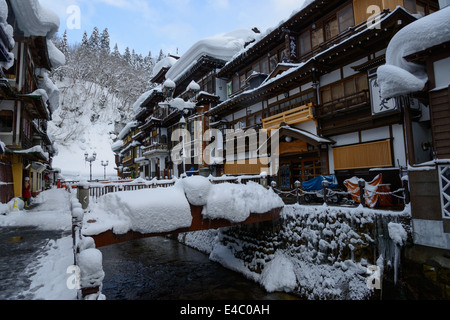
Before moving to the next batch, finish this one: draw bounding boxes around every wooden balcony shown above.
[316,90,370,119]
[262,103,314,130]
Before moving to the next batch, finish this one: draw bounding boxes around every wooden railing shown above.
[316,90,370,119]
[87,174,267,201]
[262,103,314,130]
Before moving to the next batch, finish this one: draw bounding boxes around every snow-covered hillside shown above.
[48,78,128,181]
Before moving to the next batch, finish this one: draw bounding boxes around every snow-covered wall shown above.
[180,204,412,300]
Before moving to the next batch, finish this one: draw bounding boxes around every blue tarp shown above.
[302,175,338,191]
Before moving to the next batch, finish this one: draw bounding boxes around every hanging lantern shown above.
[186,80,200,102]
[163,78,176,100]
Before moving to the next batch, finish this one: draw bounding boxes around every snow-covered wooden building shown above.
[208,0,439,203]
[378,3,450,259]
[0,0,64,202]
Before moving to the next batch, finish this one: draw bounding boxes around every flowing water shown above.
[99,236,298,300]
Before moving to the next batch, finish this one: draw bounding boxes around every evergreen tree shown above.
[143,51,154,72]
[88,27,101,51]
[123,47,131,65]
[157,49,165,62]
[112,43,121,58]
[100,28,110,54]
[81,31,89,49]
[60,30,69,57]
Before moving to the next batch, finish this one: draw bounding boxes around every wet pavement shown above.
[0,226,67,300]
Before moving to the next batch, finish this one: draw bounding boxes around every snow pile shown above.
[77,249,105,289]
[151,56,177,78]
[378,6,450,99]
[84,182,192,235]
[84,176,283,236]
[0,188,72,230]
[388,222,408,246]
[260,252,297,293]
[9,0,60,38]
[202,181,284,223]
[166,29,258,82]
[0,0,15,69]
[132,87,162,114]
[183,175,211,206]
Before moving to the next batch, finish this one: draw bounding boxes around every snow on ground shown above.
[0,188,72,231]
[0,188,77,300]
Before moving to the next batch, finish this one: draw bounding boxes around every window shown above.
[344,79,356,96]
[270,53,278,72]
[416,2,426,16]
[299,31,312,56]
[0,110,13,132]
[325,18,339,41]
[321,88,332,104]
[331,84,344,100]
[311,27,324,48]
[232,75,239,93]
[261,58,269,74]
[252,63,260,74]
[337,4,354,33]
[240,73,246,88]
[355,74,368,92]
[404,0,417,13]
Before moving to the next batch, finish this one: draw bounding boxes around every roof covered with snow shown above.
[151,56,178,78]
[378,6,450,99]
[10,0,60,38]
[9,0,65,68]
[165,29,259,83]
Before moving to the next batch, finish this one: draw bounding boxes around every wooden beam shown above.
[89,204,282,248]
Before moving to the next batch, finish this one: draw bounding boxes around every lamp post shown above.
[101,160,109,180]
[84,151,97,181]
[179,116,187,176]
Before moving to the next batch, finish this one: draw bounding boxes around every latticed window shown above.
[439,165,450,219]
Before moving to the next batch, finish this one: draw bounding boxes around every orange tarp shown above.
[343,174,383,208]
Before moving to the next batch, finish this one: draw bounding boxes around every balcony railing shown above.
[262,103,314,130]
[316,90,370,119]
[143,143,169,157]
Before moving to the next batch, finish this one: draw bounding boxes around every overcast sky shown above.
[39,0,306,57]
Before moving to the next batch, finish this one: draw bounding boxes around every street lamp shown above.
[84,151,97,181]
[101,160,109,180]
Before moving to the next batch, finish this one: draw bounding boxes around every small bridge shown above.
[73,175,284,248]
[90,205,282,248]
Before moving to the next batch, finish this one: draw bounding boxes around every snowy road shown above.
[0,188,295,300]
[0,188,75,300]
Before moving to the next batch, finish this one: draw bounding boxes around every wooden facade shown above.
[0,1,60,202]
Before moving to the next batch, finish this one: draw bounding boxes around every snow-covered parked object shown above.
[378,6,450,99]
[166,29,258,82]
[202,181,284,223]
